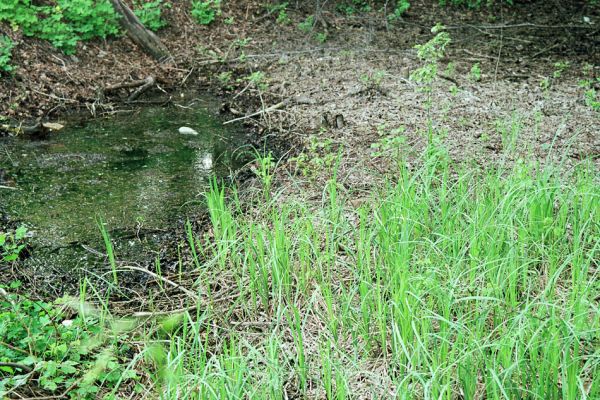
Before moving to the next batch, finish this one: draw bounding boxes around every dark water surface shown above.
[0,101,249,251]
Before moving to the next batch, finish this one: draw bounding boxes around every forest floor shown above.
[1,1,598,161]
[5,0,598,288]
[1,1,599,398]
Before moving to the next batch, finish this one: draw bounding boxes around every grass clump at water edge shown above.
[151,146,599,399]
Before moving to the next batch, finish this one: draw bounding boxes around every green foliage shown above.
[579,78,600,111]
[336,0,371,15]
[217,70,233,90]
[360,70,385,88]
[0,35,14,73]
[297,14,327,42]
[541,61,570,91]
[410,25,450,89]
[371,125,407,156]
[265,2,291,25]
[254,151,275,200]
[410,24,451,136]
[0,287,137,398]
[292,135,337,179]
[0,0,120,54]
[388,0,410,20]
[469,62,481,81]
[159,146,599,399]
[0,225,28,262]
[191,0,221,25]
[134,0,168,31]
[552,60,570,79]
[298,15,314,33]
[245,71,268,91]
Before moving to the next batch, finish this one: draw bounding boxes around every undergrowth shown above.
[0,35,15,73]
[2,140,598,398]
[0,0,167,55]
[0,0,120,54]
[150,145,598,399]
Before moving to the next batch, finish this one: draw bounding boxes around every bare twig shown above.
[530,43,561,59]
[130,306,197,318]
[0,362,33,373]
[117,265,200,300]
[223,100,288,125]
[447,23,595,30]
[127,76,155,102]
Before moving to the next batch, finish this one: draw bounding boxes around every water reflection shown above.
[0,103,248,246]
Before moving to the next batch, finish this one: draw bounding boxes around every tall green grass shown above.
[148,145,598,399]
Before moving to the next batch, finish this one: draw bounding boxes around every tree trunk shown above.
[110,0,172,63]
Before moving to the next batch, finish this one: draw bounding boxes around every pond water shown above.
[0,100,250,250]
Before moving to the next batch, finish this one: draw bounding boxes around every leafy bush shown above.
[388,0,410,20]
[0,225,28,262]
[336,0,372,15]
[0,285,138,398]
[0,35,15,73]
[134,0,168,31]
[298,15,314,32]
[191,0,221,25]
[0,0,120,54]
[580,78,600,111]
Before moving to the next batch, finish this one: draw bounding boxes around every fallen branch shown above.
[109,0,172,62]
[0,362,33,373]
[117,265,200,300]
[1,122,64,137]
[127,76,156,102]
[103,76,156,103]
[130,306,197,318]
[447,23,595,30]
[223,101,287,125]
[223,95,317,125]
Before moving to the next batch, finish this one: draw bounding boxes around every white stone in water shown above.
[196,152,213,171]
[179,126,199,135]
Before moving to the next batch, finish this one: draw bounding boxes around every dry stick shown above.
[104,77,153,92]
[0,362,33,373]
[130,306,197,318]
[19,379,82,400]
[462,49,497,60]
[0,185,16,190]
[530,43,561,59]
[117,265,199,300]
[0,340,29,355]
[223,100,288,125]
[446,22,595,30]
[126,76,155,102]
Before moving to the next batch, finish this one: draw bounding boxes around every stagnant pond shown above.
[1,100,250,275]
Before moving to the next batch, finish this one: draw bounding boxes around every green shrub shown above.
[388,0,410,20]
[191,0,220,25]
[0,0,120,54]
[298,15,314,32]
[134,0,168,31]
[0,285,138,398]
[0,226,28,262]
[0,35,15,73]
[336,0,371,15]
